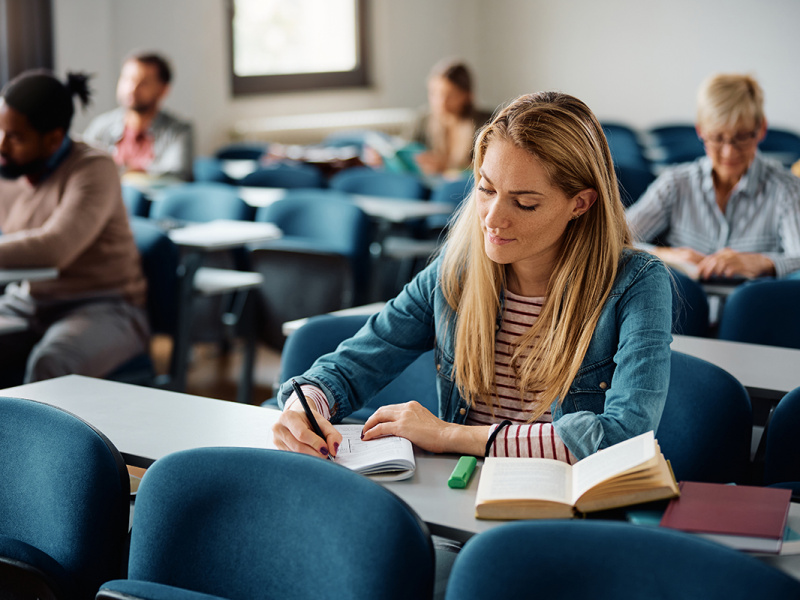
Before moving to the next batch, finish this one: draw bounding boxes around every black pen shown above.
[291,379,334,461]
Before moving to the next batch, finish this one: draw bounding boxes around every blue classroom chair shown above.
[669,267,710,337]
[648,123,705,166]
[759,127,800,168]
[444,520,800,600]
[657,351,752,484]
[602,122,651,172]
[149,182,255,223]
[763,386,800,487]
[214,142,268,160]
[0,396,129,600]
[269,313,438,422]
[97,447,435,600]
[251,191,373,346]
[329,166,429,199]
[121,184,151,217]
[718,279,800,349]
[240,162,326,189]
[615,164,655,207]
[426,176,472,231]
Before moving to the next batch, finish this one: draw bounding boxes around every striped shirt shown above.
[287,292,574,463]
[626,153,800,277]
[466,290,575,463]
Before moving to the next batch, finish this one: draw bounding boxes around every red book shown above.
[660,481,792,554]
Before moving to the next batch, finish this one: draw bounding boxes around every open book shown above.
[332,424,415,482]
[475,431,678,520]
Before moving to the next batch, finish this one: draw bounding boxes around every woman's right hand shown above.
[272,400,342,459]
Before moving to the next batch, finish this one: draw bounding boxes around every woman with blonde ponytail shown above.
[274,91,672,464]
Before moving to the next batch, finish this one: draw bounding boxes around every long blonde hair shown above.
[440,91,632,419]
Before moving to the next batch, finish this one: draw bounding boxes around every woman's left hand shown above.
[362,401,489,455]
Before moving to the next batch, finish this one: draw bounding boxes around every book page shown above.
[332,424,415,475]
[571,431,656,503]
[477,458,572,505]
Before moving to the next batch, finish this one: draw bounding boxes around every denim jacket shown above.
[279,248,673,460]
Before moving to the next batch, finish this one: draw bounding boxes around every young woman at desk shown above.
[273,92,673,464]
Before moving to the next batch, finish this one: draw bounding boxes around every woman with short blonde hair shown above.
[274,91,672,463]
[629,73,800,279]
[696,73,764,132]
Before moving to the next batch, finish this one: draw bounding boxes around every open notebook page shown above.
[333,424,415,481]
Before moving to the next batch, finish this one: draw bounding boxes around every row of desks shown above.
[1,373,798,578]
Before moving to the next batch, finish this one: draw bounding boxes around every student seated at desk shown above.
[0,70,149,386]
[273,91,673,463]
[410,59,490,177]
[83,51,193,182]
[626,73,800,280]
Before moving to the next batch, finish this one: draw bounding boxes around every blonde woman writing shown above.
[273,92,673,463]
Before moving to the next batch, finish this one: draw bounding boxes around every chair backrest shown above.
[444,520,800,600]
[122,447,434,600]
[255,190,370,256]
[615,164,655,207]
[279,314,438,421]
[427,176,472,230]
[240,162,326,189]
[149,182,255,222]
[253,190,373,311]
[669,267,710,336]
[648,123,705,165]
[764,386,800,485]
[214,142,268,160]
[121,185,151,217]
[192,156,232,184]
[602,122,651,171]
[717,279,800,349]
[0,397,129,599]
[329,166,428,199]
[657,351,752,483]
[759,127,800,168]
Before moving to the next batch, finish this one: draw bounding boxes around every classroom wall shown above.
[476,0,800,132]
[53,0,800,156]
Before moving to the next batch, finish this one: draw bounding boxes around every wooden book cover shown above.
[659,481,792,553]
[475,431,679,520]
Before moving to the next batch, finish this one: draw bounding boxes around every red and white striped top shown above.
[285,291,575,463]
[466,290,575,463]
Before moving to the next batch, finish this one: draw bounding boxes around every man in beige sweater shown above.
[0,70,149,385]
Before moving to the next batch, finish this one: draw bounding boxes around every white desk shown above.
[2,375,799,579]
[167,219,281,251]
[672,335,800,402]
[1,375,275,465]
[0,268,59,286]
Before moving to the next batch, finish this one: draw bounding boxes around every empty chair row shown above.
[2,378,800,598]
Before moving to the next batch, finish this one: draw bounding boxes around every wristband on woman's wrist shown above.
[484,420,513,457]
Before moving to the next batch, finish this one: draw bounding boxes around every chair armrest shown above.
[98,579,231,600]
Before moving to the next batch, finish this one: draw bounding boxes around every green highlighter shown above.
[447,456,478,489]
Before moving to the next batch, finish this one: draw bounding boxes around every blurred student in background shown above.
[83,51,193,181]
[411,59,490,177]
[0,70,148,386]
[627,73,800,279]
